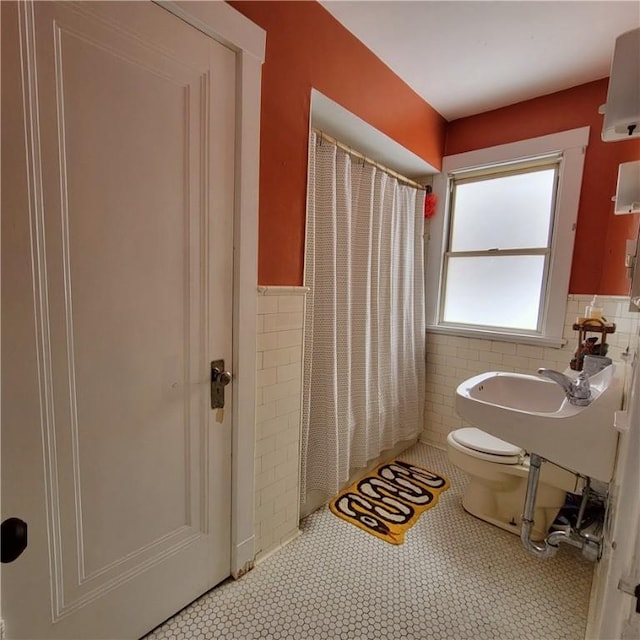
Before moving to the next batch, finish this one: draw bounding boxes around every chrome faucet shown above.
[537,368,591,406]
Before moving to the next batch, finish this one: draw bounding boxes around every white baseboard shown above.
[254,529,302,566]
[419,435,447,452]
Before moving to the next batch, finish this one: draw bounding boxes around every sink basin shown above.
[455,365,623,482]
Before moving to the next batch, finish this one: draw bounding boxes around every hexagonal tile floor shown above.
[145,443,593,640]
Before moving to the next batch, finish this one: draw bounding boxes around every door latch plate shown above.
[211,359,231,409]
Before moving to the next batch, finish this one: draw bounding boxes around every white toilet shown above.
[447,427,581,540]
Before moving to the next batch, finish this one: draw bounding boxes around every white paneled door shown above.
[2,1,235,637]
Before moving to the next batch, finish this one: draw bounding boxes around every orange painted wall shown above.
[446,79,640,295]
[228,1,446,286]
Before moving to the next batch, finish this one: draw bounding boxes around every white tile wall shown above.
[254,286,308,561]
[422,295,640,448]
[252,289,639,554]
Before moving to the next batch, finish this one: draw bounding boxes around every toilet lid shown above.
[450,427,523,457]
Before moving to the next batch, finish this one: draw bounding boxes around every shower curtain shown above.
[301,131,426,506]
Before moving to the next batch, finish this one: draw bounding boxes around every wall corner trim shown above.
[231,535,256,579]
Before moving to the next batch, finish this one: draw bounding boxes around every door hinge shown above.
[618,577,640,613]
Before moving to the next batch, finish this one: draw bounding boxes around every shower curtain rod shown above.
[312,128,426,191]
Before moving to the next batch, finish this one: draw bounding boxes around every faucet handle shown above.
[573,370,591,398]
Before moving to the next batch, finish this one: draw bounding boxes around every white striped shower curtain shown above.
[301,131,426,507]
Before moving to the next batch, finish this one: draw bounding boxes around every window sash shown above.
[449,154,561,183]
[440,162,560,334]
[440,252,550,333]
[446,162,560,253]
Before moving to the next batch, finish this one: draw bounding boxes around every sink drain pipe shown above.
[521,453,584,558]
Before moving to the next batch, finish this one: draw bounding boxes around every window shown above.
[443,160,558,331]
[425,128,590,347]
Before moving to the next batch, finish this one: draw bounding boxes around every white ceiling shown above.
[319,1,640,121]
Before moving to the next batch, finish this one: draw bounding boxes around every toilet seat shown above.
[449,427,524,465]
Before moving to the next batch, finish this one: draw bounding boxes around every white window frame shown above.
[425,127,590,347]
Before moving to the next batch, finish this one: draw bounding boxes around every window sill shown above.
[426,324,567,348]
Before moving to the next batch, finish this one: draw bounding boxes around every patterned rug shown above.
[329,459,449,545]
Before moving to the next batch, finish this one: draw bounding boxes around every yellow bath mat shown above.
[329,459,449,545]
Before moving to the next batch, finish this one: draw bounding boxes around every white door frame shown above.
[154,0,265,578]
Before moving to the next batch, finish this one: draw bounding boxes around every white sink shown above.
[455,365,623,482]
